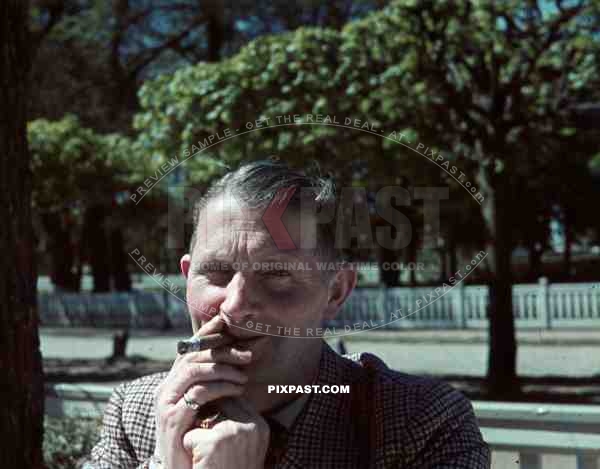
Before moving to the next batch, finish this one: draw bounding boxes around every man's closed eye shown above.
[259,270,291,277]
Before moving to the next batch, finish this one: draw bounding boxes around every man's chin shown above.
[240,364,273,383]
[240,382,282,412]
[240,362,287,394]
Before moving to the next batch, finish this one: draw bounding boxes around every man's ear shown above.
[323,268,357,320]
[180,253,191,279]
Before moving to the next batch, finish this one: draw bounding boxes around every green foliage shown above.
[34,0,598,241]
[134,0,599,185]
[29,0,392,134]
[134,27,353,184]
[43,416,102,469]
[28,115,151,210]
[47,1,112,46]
[592,152,600,170]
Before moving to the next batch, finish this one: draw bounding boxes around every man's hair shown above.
[189,159,341,261]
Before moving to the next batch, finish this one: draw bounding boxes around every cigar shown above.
[177,332,236,355]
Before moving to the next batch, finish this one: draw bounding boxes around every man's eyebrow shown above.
[193,250,305,264]
[259,250,305,261]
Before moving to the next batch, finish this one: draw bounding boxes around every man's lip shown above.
[230,335,268,350]
[224,330,264,342]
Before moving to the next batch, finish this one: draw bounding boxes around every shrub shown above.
[43,415,102,469]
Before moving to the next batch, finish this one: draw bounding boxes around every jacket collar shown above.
[266,392,310,431]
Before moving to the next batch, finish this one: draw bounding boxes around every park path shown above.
[40,328,600,377]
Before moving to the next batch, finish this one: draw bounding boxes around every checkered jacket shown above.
[82,343,490,468]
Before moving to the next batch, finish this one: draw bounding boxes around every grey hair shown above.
[189,159,340,262]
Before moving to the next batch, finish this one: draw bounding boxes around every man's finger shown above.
[166,363,248,398]
[182,427,216,459]
[194,313,225,337]
[158,384,244,433]
[178,346,253,366]
[173,315,225,365]
[178,383,245,411]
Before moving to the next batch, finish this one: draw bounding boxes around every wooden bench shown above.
[474,401,600,469]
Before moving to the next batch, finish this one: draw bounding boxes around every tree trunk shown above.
[325,0,346,29]
[82,205,111,292]
[109,329,129,363]
[448,236,458,275]
[527,237,543,281]
[0,0,45,467]
[205,0,225,62]
[562,205,574,280]
[110,228,132,291]
[113,75,140,128]
[438,247,448,283]
[378,245,400,287]
[404,214,418,286]
[42,211,79,291]
[478,160,519,398]
[448,227,457,275]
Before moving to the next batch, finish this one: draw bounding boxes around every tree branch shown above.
[30,0,65,55]
[129,25,200,77]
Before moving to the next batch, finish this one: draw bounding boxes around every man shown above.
[83,160,490,468]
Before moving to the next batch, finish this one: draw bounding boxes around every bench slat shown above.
[481,427,600,453]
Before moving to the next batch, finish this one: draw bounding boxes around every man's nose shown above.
[219,271,257,324]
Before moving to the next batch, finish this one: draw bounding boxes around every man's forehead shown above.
[203,193,263,220]
[195,192,319,252]
[192,222,316,262]
[194,215,274,252]
[202,192,317,224]
[193,244,306,262]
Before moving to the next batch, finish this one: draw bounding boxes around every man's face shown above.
[180,194,342,387]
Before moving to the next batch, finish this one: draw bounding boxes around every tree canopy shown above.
[28,115,147,211]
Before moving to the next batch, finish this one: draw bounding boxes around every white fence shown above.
[37,278,600,329]
[45,383,600,469]
[333,278,600,330]
[38,290,191,329]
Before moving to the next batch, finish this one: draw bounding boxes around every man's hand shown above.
[182,397,270,469]
[153,315,252,469]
